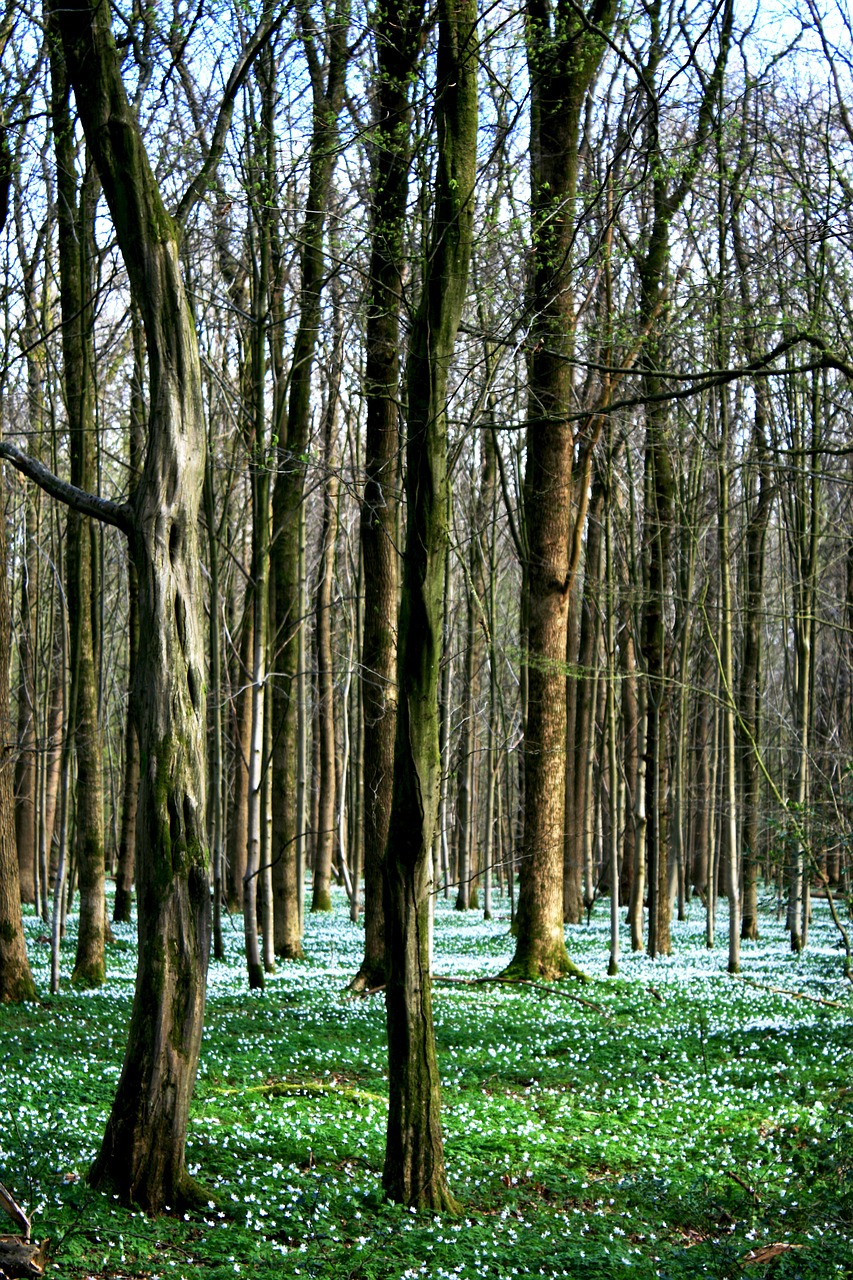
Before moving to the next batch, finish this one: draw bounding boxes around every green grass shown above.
[1,888,851,1278]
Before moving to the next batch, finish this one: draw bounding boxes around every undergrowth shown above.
[1,889,851,1278]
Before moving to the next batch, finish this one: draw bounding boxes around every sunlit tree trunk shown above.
[312,379,340,912]
[507,0,615,980]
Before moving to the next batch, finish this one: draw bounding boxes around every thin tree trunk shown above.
[382,0,477,1209]
[114,313,144,924]
[50,42,106,988]
[0,399,37,1000]
[271,0,348,951]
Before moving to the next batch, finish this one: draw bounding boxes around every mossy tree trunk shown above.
[505,0,614,981]
[382,0,477,1211]
[42,0,245,1211]
[271,0,349,950]
[50,39,106,988]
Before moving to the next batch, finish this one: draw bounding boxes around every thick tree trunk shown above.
[506,0,614,980]
[53,0,211,1211]
[382,0,476,1210]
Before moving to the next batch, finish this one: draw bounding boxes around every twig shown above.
[725,1169,761,1203]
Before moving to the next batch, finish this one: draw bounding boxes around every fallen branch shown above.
[0,1185,28,1241]
[732,976,844,1009]
[433,974,607,1015]
[0,1183,47,1279]
[210,1079,386,1106]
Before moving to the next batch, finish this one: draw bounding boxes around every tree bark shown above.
[114,313,145,924]
[0,466,37,1001]
[50,40,106,987]
[312,383,340,912]
[270,0,349,953]
[51,0,212,1211]
[505,0,614,980]
[382,0,477,1210]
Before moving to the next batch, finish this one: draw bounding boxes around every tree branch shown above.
[0,442,133,535]
[175,4,289,225]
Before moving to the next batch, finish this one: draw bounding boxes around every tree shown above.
[0,95,37,1003]
[50,24,107,987]
[504,0,615,981]
[271,0,349,943]
[353,0,427,991]
[382,0,477,1209]
[0,0,281,1210]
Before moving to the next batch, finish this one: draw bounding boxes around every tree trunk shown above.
[0,447,37,1000]
[227,597,252,912]
[565,480,604,921]
[382,0,477,1210]
[271,0,349,952]
[50,43,106,987]
[312,385,339,912]
[114,313,145,924]
[52,0,212,1211]
[506,0,614,979]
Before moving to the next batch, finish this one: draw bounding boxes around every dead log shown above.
[0,1182,47,1278]
[0,1236,48,1279]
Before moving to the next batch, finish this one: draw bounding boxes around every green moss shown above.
[500,936,589,984]
[70,957,107,988]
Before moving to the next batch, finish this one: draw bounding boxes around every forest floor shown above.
[2,887,851,1279]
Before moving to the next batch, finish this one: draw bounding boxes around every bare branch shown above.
[176,5,289,225]
[0,442,133,535]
